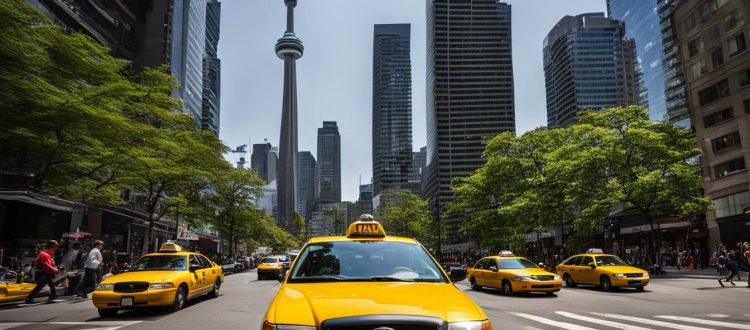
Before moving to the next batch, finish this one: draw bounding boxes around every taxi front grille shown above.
[114,282,149,293]
[625,273,643,278]
[322,315,443,330]
[532,275,555,281]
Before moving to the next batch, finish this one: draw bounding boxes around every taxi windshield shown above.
[595,255,627,266]
[288,241,447,283]
[262,257,278,264]
[130,255,187,271]
[499,258,539,269]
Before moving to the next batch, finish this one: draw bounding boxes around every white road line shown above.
[656,316,750,329]
[555,311,653,330]
[508,312,598,330]
[0,321,141,330]
[705,314,730,318]
[0,324,27,330]
[591,313,714,330]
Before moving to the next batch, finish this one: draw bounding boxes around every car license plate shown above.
[121,297,133,306]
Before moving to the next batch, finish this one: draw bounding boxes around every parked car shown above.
[233,259,244,273]
[221,259,235,274]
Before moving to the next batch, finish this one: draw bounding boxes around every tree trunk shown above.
[642,210,660,266]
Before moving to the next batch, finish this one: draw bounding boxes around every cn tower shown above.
[276,0,303,229]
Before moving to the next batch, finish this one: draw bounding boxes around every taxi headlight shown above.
[261,323,315,330]
[448,320,493,330]
[96,284,114,291]
[642,272,649,278]
[554,275,561,280]
[149,282,175,289]
[613,273,626,278]
[513,276,533,281]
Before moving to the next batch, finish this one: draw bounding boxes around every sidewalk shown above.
[657,266,749,279]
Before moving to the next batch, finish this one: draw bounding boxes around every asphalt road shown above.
[0,270,748,329]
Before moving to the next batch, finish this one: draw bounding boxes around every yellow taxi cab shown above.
[0,281,36,303]
[467,251,562,296]
[92,242,224,317]
[257,255,286,280]
[262,214,492,330]
[555,248,649,291]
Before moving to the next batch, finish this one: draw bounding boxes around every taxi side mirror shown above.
[587,263,596,269]
[449,269,467,282]
[489,266,498,272]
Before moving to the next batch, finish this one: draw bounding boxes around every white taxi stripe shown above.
[555,311,653,330]
[655,316,750,329]
[508,312,598,330]
[591,313,714,330]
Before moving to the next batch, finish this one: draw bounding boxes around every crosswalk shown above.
[507,311,750,330]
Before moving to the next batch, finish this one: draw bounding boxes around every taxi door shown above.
[566,256,584,283]
[484,259,501,288]
[199,255,217,288]
[189,255,210,296]
[578,256,597,284]
[473,259,488,286]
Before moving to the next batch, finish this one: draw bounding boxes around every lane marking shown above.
[705,314,730,318]
[656,316,750,329]
[591,313,714,330]
[555,311,653,330]
[0,321,141,330]
[508,312,597,330]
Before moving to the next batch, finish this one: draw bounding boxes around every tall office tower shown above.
[544,13,639,128]
[296,151,316,221]
[201,0,221,133]
[359,184,373,201]
[276,0,304,229]
[316,121,341,204]
[136,0,207,125]
[372,24,413,197]
[425,0,515,245]
[672,0,750,246]
[607,0,690,126]
[410,147,427,182]
[26,0,140,60]
[251,142,278,184]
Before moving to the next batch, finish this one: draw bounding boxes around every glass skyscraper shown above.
[372,24,413,198]
[202,0,221,134]
[296,151,316,221]
[425,0,515,245]
[608,0,690,126]
[544,13,639,128]
[316,121,341,204]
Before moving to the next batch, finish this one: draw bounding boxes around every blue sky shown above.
[218,0,606,201]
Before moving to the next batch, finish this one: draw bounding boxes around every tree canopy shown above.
[379,191,436,247]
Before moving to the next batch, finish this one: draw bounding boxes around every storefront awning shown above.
[0,190,83,212]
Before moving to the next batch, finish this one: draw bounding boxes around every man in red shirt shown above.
[25,240,61,304]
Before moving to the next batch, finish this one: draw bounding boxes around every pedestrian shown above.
[25,240,61,304]
[745,250,750,288]
[718,250,738,287]
[77,240,103,298]
[60,242,83,271]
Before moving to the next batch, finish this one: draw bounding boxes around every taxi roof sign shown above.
[586,248,604,254]
[159,241,182,253]
[346,215,386,237]
[498,250,515,257]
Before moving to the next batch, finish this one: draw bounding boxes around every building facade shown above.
[316,121,341,204]
[296,151,316,221]
[544,13,640,128]
[251,142,278,184]
[425,0,515,245]
[607,0,691,126]
[673,0,750,246]
[372,24,413,197]
[201,0,221,133]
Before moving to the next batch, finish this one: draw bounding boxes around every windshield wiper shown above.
[367,276,416,282]
[290,275,352,282]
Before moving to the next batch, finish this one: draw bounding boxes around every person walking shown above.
[25,240,61,304]
[718,250,738,287]
[77,240,103,298]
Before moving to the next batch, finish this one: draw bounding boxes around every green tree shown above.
[324,207,348,236]
[379,191,435,246]
[291,212,307,242]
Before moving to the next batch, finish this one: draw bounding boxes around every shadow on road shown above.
[471,288,559,299]
[88,293,215,322]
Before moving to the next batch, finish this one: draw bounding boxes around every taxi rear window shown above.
[288,241,447,283]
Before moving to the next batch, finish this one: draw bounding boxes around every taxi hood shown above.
[101,270,184,284]
[268,282,485,326]
[597,265,647,274]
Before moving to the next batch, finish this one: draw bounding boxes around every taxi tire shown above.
[170,286,187,313]
[98,309,118,317]
[564,274,577,287]
[636,286,645,292]
[469,277,481,290]
[502,280,513,296]
[600,276,612,292]
[209,280,221,298]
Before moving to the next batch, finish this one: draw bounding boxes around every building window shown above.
[698,79,730,105]
[725,14,738,31]
[745,99,750,114]
[692,59,708,79]
[688,39,701,57]
[714,157,746,179]
[711,47,724,68]
[729,33,747,56]
[713,190,750,218]
[685,15,697,33]
[712,131,742,153]
[703,107,734,128]
[740,68,750,87]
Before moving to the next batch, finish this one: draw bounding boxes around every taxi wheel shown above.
[209,280,221,298]
[502,280,513,296]
[564,274,577,287]
[469,277,481,290]
[600,276,612,292]
[170,286,187,312]
[636,286,645,292]
[98,309,118,317]
[258,274,263,281]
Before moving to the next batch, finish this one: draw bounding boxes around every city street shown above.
[0,270,748,330]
